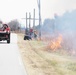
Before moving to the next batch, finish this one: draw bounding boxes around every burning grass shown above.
[49,34,62,50]
[17,33,76,75]
[42,33,76,56]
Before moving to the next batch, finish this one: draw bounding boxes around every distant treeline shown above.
[8,9,76,33]
[41,9,76,34]
[8,19,21,31]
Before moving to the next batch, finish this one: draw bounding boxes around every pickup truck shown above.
[0,23,10,43]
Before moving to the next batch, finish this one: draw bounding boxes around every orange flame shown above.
[50,34,62,50]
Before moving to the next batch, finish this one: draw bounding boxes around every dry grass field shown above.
[17,33,76,75]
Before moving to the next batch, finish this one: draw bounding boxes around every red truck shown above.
[0,22,10,43]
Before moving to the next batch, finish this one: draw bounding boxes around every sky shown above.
[0,0,76,25]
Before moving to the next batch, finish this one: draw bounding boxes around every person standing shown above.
[34,30,37,40]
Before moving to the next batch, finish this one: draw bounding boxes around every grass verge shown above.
[17,33,76,75]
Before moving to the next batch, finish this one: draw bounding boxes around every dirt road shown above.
[0,33,27,75]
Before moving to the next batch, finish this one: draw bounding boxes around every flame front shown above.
[50,34,62,50]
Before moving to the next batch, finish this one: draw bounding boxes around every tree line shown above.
[8,19,21,31]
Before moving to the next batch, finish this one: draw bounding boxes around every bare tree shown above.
[8,19,21,31]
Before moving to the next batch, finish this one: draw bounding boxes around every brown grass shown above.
[17,33,76,75]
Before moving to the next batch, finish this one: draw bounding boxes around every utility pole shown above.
[33,9,35,30]
[22,9,39,35]
[37,0,41,40]
[26,12,28,35]
[29,12,31,30]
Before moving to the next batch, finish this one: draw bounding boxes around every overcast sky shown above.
[0,0,76,23]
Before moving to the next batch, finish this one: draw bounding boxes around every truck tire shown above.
[7,39,10,43]
[7,33,10,43]
[7,35,10,43]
